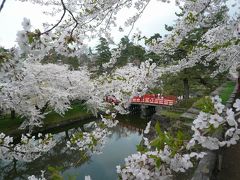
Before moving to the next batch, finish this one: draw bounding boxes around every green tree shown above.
[95,37,112,68]
[158,5,228,99]
[41,50,84,70]
[115,36,146,67]
[0,47,11,65]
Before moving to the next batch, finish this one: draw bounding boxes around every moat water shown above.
[0,115,149,180]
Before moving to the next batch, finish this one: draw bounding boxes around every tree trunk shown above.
[35,101,49,114]
[11,109,15,119]
[183,78,190,99]
[40,102,49,114]
[65,130,70,139]
[235,74,240,98]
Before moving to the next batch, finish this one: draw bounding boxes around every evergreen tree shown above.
[116,36,146,67]
[95,37,112,67]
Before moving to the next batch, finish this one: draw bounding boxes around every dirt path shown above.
[217,143,240,180]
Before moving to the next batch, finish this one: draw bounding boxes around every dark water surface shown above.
[0,115,148,180]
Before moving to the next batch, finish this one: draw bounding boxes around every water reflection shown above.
[62,122,143,180]
[0,131,90,179]
[0,115,146,180]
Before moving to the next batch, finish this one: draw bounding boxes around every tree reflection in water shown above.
[0,115,148,179]
[0,128,90,179]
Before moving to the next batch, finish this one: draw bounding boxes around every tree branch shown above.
[65,8,79,37]
[41,0,66,35]
[0,0,6,13]
[127,0,151,37]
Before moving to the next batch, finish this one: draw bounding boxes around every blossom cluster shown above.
[101,114,119,128]
[0,133,55,162]
[28,171,46,180]
[117,145,206,180]
[187,96,240,150]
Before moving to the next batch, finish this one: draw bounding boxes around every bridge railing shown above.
[131,95,177,106]
[105,94,178,106]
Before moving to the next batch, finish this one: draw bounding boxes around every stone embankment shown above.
[190,82,238,180]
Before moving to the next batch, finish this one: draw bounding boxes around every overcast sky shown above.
[0,0,179,48]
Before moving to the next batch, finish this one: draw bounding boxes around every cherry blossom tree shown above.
[0,0,240,179]
[0,57,93,129]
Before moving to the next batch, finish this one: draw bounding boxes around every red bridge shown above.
[131,94,177,106]
[105,94,178,106]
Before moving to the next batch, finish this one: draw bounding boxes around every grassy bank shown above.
[159,98,198,120]
[159,110,183,120]
[219,81,236,104]
[0,103,91,133]
[0,116,24,133]
[43,104,91,125]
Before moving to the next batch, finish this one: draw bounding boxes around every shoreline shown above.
[5,114,95,137]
